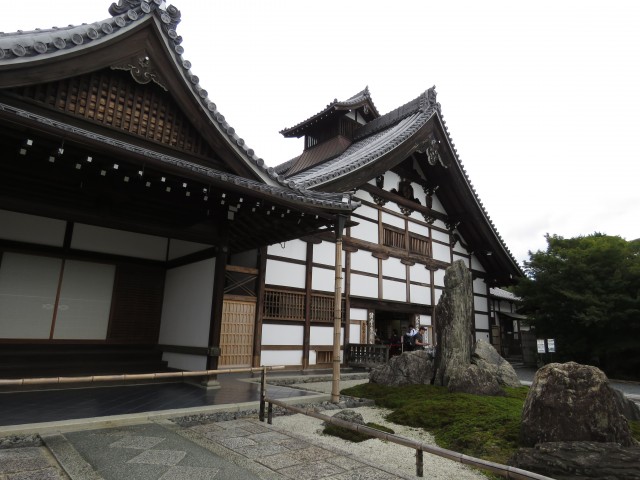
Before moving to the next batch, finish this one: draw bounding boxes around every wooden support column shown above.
[303,241,313,369]
[331,215,346,403]
[252,246,268,368]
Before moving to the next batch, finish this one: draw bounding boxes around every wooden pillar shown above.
[252,246,268,368]
[332,215,346,403]
[303,241,313,369]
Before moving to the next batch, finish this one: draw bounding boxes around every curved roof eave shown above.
[0,1,291,188]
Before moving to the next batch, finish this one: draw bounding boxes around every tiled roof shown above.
[280,86,379,138]
[490,287,521,301]
[0,0,298,190]
[284,136,353,177]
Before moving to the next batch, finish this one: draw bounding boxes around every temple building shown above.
[0,1,522,379]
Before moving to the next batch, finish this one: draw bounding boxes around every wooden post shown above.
[259,366,266,422]
[416,449,424,477]
[332,215,346,403]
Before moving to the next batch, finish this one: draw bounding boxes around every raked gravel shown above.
[274,379,486,479]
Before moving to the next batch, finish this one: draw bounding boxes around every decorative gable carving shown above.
[111,55,168,90]
[391,178,421,216]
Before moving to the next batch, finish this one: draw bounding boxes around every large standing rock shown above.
[369,350,434,387]
[447,364,505,396]
[611,387,640,421]
[509,441,640,480]
[433,260,474,387]
[520,362,636,447]
[472,339,522,388]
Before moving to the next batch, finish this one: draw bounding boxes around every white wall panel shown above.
[72,224,167,260]
[168,239,212,261]
[475,331,491,342]
[410,284,431,305]
[431,229,450,243]
[267,239,307,261]
[310,326,344,345]
[349,218,379,243]
[408,222,429,238]
[261,350,302,366]
[312,266,344,293]
[265,259,306,288]
[433,219,447,230]
[475,314,489,330]
[474,295,488,312]
[158,258,214,348]
[381,212,405,229]
[0,253,61,339]
[432,194,446,213]
[434,288,443,304]
[350,308,367,321]
[433,269,446,287]
[350,250,378,275]
[385,201,403,215]
[354,189,375,204]
[313,241,345,267]
[453,233,469,254]
[352,204,378,222]
[432,242,451,262]
[382,256,406,279]
[53,260,115,340]
[350,273,378,298]
[383,171,401,189]
[382,279,406,302]
[473,278,487,294]
[409,264,429,285]
[349,322,363,343]
[0,210,66,247]
[162,352,207,371]
[471,255,486,272]
[418,314,432,326]
[262,324,304,345]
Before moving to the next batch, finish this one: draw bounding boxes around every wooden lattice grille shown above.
[219,299,255,368]
[11,69,215,157]
[409,233,431,257]
[383,226,406,249]
[263,288,344,323]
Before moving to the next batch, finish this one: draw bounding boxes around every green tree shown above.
[514,233,640,379]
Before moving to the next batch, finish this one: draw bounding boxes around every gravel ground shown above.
[275,379,486,479]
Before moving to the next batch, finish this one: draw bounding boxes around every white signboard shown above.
[547,338,556,353]
[537,339,546,354]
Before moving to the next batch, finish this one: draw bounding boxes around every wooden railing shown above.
[346,344,390,366]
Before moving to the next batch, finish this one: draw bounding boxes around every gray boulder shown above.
[327,409,366,427]
[612,387,640,421]
[433,260,474,387]
[509,441,640,480]
[447,364,505,396]
[472,339,522,388]
[520,362,636,447]
[369,350,434,387]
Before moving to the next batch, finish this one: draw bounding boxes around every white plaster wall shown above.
[413,182,426,205]
[381,212,405,229]
[261,350,302,366]
[410,284,431,305]
[354,189,374,204]
[474,295,488,312]
[452,233,469,254]
[167,239,212,261]
[352,204,378,222]
[385,202,403,215]
[349,217,379,243]
[350,273,378,298]
[350,308,367,321]
[0,209,66,247]
[434,288,443,304]
[382,278,406,302]
[431,229,450,243]
[473,278,487,294]
[432,194,446,213]
[408,221,429,238]
[432,242,451,262]
[72,224,167,260]
[475,314,489,330]
[382,171,401,190]
[349,322,363,343]
[382,257,406,279]
[267,239,307,261]
[471,255,486,272]
[265,259,306,288]
[433,269,446,287]
[350,249,378,274]
[418,314,432,326]
[432,219,447,230]
[158,258,214,348]
[262,324,304,345]
[312,266,345,292]
[310,326,344,345]
[409,264,429,285]
[161,352,207,371]
[313,241,345,267]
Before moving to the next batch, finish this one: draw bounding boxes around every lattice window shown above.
[263,289,305,321]
[383,226,406,250]
[409,233,431,257]
[316,351,333,363]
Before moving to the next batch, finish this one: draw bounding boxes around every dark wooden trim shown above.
[207,243,228,370]
[260,345,303,351]
[253,246,267,368]
[344,246,351,351]
[360,183,448,223]
[158,344,213,356]
[342,244,358,253]
[371,252,389,260]
[349,297,433,315]
[265,254,306,266]
[226,264,259,275]
[48,258,66,340]
[166,247,216,269]
[303,241,313,369]
[224,294,257,303]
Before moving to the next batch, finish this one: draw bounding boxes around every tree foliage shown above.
[514,233,640,378]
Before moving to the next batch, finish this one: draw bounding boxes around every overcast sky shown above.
[2,1,638,266]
